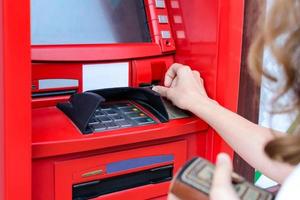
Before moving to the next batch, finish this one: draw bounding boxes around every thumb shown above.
[152,85,169,97]
[210,153,239,200]
[213,153,233,187]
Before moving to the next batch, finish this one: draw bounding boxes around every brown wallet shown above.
[169,157,274,200]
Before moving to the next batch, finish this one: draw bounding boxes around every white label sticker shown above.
[82,62,129,92]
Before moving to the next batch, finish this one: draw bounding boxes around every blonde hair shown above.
[249,0,300,165]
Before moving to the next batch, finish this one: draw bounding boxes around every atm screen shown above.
[31,0,151,45]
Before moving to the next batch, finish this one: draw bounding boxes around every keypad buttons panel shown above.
[88,102,157,133]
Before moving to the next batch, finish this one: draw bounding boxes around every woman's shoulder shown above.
[276,164,300,200]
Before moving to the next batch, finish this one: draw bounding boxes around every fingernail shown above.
[216,153,230,165]
[152,86,158,92]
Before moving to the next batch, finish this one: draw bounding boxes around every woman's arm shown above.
[153,63,294,183]
[191,93,293,183]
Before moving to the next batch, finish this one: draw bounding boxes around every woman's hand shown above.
[167,193,180,200]
[210,153,239,200]
[152,63,212,111]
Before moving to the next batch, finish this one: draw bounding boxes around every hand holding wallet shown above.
[169,157,274,200]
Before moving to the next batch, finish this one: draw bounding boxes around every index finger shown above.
[164,63,190,87]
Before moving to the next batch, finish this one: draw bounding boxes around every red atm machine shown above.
[0,0,244,200]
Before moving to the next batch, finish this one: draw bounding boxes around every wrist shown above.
[186,96,219,116]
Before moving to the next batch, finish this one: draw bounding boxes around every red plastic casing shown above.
[0,0,31,200]
[0,0,244,200]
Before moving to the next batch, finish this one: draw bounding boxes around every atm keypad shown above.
[88,102,157,133]
[89,118,99,125]
[119,107,135,113]
[96,116,112,123]
[127,112,142,118]
[103,122,119,129]
[94,110,105,117]
[135,117,154,125]
[117,120,132,127]
[104,110,118,115]
[93,123,106,132]
[111,115,125,121]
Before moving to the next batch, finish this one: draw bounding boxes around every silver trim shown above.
[155,0,166,8]
[38,79,79,89]
[158,15,169,24]
[161,30,171,39]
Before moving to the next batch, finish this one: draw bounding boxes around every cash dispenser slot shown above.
[72,165,173,200]
[57,87,169,134]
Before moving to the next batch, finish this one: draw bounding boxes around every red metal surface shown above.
[32,63,82,108]
[0,0,31,199]
[32,96,70,108]
[31,43,163,62]
[32,106,208,159]
[32,0,176,62]
[32,61,133,108]
[32,63,83,90]
[32,139,192,200]
[1,0,244,199]
[145,0,176,52]
[213,0,244,161]
[131,56,174,87]
[53,141,186,200]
